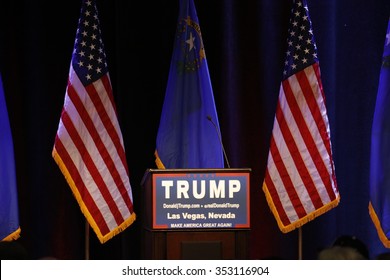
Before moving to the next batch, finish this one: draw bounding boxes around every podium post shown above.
[141,168,251,259]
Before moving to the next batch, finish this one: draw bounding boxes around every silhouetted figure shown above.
[332,235,369,259]
[318,246,366,260]
[317,235,369,260]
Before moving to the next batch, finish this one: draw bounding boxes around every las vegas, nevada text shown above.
[157,177,247,228]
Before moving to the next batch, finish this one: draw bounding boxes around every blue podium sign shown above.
[148,169,250,229]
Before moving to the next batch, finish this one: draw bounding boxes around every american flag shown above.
[262,0,340,233]
[52,0,135,244]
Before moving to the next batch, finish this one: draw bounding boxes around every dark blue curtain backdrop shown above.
[1,0,390,259]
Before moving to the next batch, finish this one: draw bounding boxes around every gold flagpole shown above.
[298,227,303,260]
[85,221,90,260]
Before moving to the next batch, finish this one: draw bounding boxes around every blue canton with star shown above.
[283,1,318,80]
[175,16,205,74]
[72,0,108,86]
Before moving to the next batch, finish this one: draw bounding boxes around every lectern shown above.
[141,168,251,259]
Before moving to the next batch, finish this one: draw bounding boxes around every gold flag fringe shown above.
[262,182,340,233]
[369,202,390,249]
[154,150,166,169]
[2,227,21,242]
[52,148,136,244]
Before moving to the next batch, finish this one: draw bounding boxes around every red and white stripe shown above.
[53,65,134,241]
[263,63,339,232]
